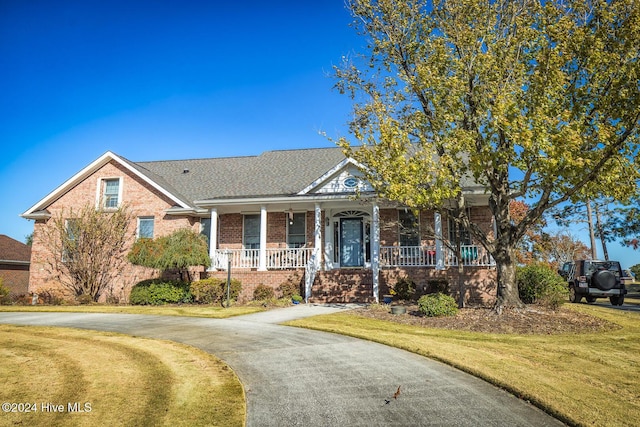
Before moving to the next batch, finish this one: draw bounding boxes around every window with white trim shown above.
[287,212,306,248]
[102,178,120,209]
[447,210,472,245]
[243,214,260,249]
[399,210,420,247]
[138,217,154,239]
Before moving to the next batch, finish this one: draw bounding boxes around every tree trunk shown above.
[493,245,524,313]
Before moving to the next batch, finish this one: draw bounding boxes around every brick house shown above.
[0,234,31,296]
[22,148,497,303]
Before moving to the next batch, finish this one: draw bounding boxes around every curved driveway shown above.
[0,306,563,426]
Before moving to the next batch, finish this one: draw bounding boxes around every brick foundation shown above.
[203,266,497,305]
[380,267,497,305]
[205,269,304,303]
[311,270,375,303]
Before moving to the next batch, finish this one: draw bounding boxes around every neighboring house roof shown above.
[0,235,31,265]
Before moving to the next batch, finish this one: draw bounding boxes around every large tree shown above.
[335,0,640,310]
[40,203,133,301]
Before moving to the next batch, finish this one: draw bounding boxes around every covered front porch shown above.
[200,196,495,303]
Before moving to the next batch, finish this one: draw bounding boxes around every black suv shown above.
[559,260,627,305]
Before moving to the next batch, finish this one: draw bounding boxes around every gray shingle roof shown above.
[130,147,348,203]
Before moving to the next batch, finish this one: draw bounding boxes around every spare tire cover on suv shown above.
[592,269,616,290]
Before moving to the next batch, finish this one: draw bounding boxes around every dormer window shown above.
[101,178,121,209]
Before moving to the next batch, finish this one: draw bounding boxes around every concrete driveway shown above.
[0,306,563,426]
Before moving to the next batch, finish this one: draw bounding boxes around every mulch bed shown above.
[353,304,620,335]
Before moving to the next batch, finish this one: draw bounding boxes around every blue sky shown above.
[1,0,637,268]
[0,0,357,240]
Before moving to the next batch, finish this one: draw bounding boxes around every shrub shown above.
[128,229,211,282]
[0,279,10,305]
[105,291,122,305]
[367,302,391,312]
[129,280,192,305]
[76,294,94,305]
[389,277,416,301]
[38,288,65,305]
[538,281,569,309]
[291,294,303,303]
[418,293,459,317]
[253,284,275,301]
[190,278,242,305]
[278,276,301,298]
[517,263,568,309]
[10,294,29,306]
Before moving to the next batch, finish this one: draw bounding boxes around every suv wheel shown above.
[569,285,582,303]
[610,295,625,306]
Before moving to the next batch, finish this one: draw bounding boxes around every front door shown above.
[340,218,363,267]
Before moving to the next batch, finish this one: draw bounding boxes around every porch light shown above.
[288,208,294,225]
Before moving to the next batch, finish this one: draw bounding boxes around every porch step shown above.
[309,270,376,304]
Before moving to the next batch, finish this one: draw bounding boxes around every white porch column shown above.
[209,208,218,271]
[372,202,380,303]
[259,205,267,271]
[314,203,322,265]
[435,212,445,270]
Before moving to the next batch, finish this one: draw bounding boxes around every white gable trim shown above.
[298,157,368,195]
[21,151,192,218]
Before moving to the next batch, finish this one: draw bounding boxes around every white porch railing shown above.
[380,246,438,267]
[380,245,494,267]
[446,245,494,267]
[211,248,313,270]
[267,247,313,269]
[213,245,494,270]
[212,249,259,270]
